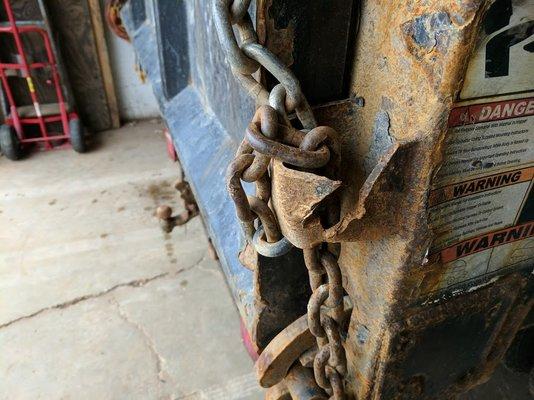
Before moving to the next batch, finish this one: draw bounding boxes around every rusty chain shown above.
[214,0,348,398]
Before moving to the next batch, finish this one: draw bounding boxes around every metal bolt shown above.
[156,205,173,220]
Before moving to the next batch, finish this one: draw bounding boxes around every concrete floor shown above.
[0,120,264,400]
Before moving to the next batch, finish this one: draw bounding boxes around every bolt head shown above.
[156,205,172,220]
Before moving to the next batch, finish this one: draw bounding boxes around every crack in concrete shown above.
[112,299,173,385]
[0,272,169,329]
[0,252,209,330]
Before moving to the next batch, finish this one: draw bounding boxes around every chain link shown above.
[214,1,348,398]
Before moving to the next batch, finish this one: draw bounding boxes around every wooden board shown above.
[87,0,120,128]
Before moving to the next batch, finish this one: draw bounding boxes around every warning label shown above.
[423,0,534,294]
[429,167,533,207]
[427,95,534,292]
[448,98,534,126]
[440,222,534,263]
[434,97,533,187]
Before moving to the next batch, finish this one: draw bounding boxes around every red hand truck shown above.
[0,0,86,160]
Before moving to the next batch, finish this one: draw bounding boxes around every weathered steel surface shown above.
[320,1,533,398]
[379,275,530,399]
[266,382,292,400]
[257,0,357,104]
[284,365,328,400]
[264,364,328,400]
[256,296,354,390]
[256,313,315,388]
[122,0,533,398]
[253,248,311,349]
[271,159,341,248]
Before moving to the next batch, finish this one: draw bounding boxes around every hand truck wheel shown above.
[69,118,87,153]
[0,124,22,160]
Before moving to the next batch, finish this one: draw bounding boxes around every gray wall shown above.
[101,2,159,121]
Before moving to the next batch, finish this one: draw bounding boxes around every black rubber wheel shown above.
[69,118,87,153]
[0,124,22,160]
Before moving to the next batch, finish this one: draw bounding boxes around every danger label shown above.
[427,94,534,293]
[449,98,534,126]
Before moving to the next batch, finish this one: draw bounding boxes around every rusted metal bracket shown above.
[156,179,199,233]
[256,314,316,388]
[256,297,353,388]
[271,159,342,248]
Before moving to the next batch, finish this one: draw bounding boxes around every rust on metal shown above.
[320,316,345,375]
[150,0,532,397]
[266,382,292,400]
[255,313,315,388]
[311,1,531,399]
[174,179,199,214]
[271,158,341,248]
[325,366,345,400]
[299,345,318,368]
[256,0,295,71]
[156,179,200,233]
[235,0,532,398]
[307,285,330,339]
[285,365,328,400]
[313,346,331,392]
[226,153,256,222]
[248,195,281,242]
[246,123,330,169]
[240,106,278,182]
[156,204,172,220]
[238,242,258,271]
[255,295,354,391]
[266,364,329,400]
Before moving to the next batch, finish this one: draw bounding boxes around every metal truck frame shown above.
[116,0,533,398]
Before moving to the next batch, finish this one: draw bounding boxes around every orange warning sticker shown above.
[440,222,534,263]
[429,167,534,207]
